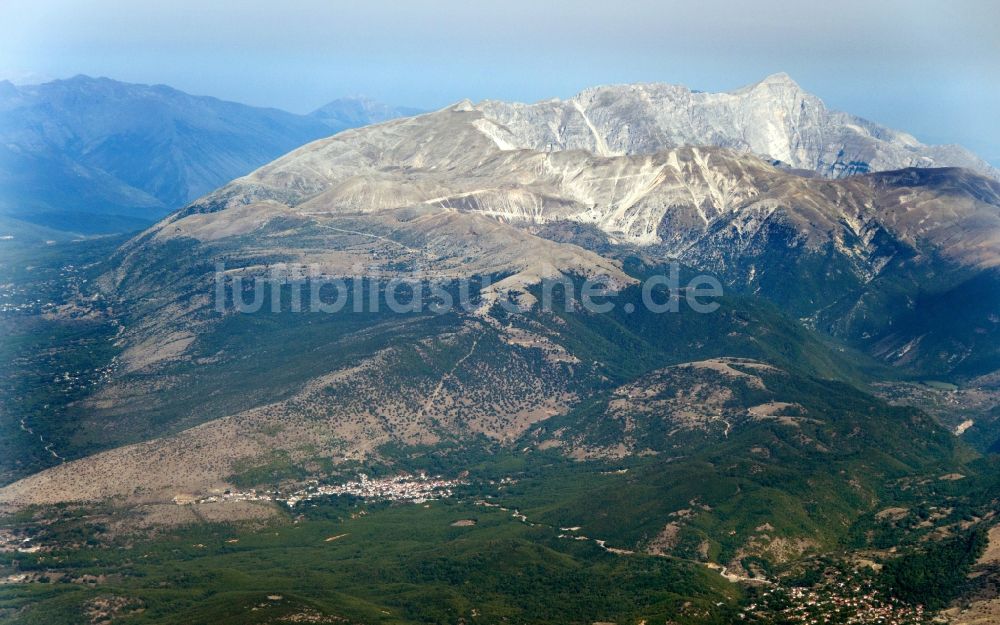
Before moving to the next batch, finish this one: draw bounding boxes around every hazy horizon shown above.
[2,0,998,165]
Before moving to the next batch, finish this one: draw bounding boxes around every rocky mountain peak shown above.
[747,71,802,89]
[459,75,997,181]
[451,98,476,112]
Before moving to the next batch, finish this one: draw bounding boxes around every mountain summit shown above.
[164,79,998,378]
[468,73,998,180]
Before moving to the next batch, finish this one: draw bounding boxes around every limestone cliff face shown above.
[175,92,1000,273]
[471,73,999,180]
[120,76,998,379]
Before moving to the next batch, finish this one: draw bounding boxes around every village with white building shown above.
[179,472,466,509]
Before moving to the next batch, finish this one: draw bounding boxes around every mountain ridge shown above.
[2,73,997,621]
[158,93,999,378]
[310,95,425,132]
[0,75,421,232]
[462,73,999,180]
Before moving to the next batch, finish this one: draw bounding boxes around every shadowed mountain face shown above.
[0,77,420,233]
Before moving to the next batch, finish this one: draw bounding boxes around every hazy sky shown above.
[2,0,998,164]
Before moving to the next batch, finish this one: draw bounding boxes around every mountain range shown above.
[468,73,999,180]
[2,72,997,237]
[0,76,421,233]
[165,79,999,377]
[1,72,999,624]
[4,71,997,482]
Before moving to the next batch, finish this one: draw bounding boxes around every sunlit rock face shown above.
[114,74,998,382]
[471,73,998,180]
[177,79,999,270]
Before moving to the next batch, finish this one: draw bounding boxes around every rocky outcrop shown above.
[471,73,998,180]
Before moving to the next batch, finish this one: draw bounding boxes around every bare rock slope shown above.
[471,73,999,180]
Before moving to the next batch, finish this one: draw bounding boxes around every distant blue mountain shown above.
[309,96,424,132]
[0,76,419,233]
